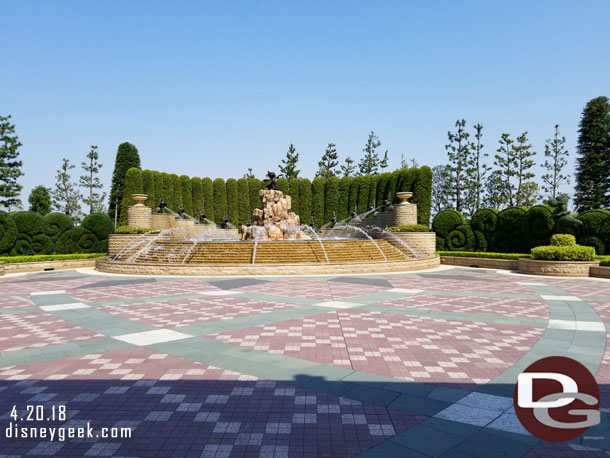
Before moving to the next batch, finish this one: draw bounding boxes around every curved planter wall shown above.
[517,259,600,277]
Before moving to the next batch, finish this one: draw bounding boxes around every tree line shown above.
[432,96,610,218]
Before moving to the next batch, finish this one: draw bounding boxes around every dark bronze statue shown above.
[548,193,582,234]
[155,197,167,214]
[177,202,185,219]
[198,209,206,224]
[264,171,284,190]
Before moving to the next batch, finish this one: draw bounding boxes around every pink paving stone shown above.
[0,312,103,352]
[0,277,106,294]
[207,310,543,385]
[377,294,549,319]
[0,346,258,381]
[595,335,610,408]
[235,278,387,300]
[384,276,535,295]
[560,284,610,298]
[103,296,299,328]
[584,301,610,322]
[0,295,36,310]
[67,278,221,302]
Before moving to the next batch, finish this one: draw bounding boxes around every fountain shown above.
[97,176,440,276]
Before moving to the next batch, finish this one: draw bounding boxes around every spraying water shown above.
[367,225,419,258]
[299,225,330,263]
[333,224,387,261]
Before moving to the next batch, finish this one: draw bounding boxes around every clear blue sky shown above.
[2,0,609,207]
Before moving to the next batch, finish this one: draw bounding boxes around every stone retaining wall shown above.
[386,232,436,257]
[440,256,519,270]
[108,234,155,258]
[517,259,600,277]
[96,256,441,276]
[1,259,98,274]
[590,266,610,279]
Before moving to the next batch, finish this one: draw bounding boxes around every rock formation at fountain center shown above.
[241,189,306,240]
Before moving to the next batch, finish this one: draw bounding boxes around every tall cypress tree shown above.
[108,142,140,222]
[0,115,24,210]
[574,96,610,211]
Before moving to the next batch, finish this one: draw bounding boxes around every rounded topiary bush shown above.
[471,208,499,233]
[0,211,18,254]
[474,230,488,252]
[57,227,100,254]
[491,207,527,252]
[436,235,446,251]
[578,235,605,255]
[446,224,476,251]
[531,245,595,261]
[522,205,554,249]
[81,213,114,241]
[10,234,32,256]
[550,234,576,246]
[12,211,45,237]
[44,213,73,242]
[30,234,54,255]
[577,210,610,255]
[432,209,465,238]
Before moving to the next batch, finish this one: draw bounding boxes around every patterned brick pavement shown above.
[0,266,609,457]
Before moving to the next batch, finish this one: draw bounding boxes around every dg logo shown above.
[514,356,600,441]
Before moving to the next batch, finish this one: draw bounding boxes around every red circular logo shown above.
[513,356,600,441]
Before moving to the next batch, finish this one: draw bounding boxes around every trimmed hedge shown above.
[0,253,106,263]
[171,174,182,211]
[312,177,325,228]
[446,224,476,251]
[226,178,239,225]
[298,178,312,224]
[142,170,154,207]
[522,205,554,250]
[387,224,431,232]
[161,172,173,210]
[531,244,595,261]
[348,176,361,215]
[432,209,465,238]
[0,211,18,252]
[120,167,143,225]
[357,175,371,213]
[114,226,158,234]
[551,234,576,246]
[324,176,339,223]
[237,178,250,224]
[213,178,227,224]
[248,178,262,215]
[276,177,289,196]
[180,175,193,216]
[438,251,532,260]
[0,211,113,256]
[202,177,215,222]
[152,171,162,209]
[289,178,300,216]
[337,176,351,223]
[191,177,204,214]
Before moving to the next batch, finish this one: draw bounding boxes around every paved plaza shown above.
[1,266,610,457]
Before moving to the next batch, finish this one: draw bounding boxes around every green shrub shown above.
[152,171,163,209]
[376,172,391,205]
[348,176,361,215]
[432,209,465,238]
[30,234,54,255]
[413,166,432,226]
[531,244,595,261]
[473,230,488,252]
[248,178,262,214]
[202,177,215,222]
[491,207,527,252]
[81,213,114,240]
[43,213,73,242]
[357,175,371,213]
[337,176,351,222]
[446,224,476,251]
[212,178,227,224]
[438,251,531,260]
[180,175,193,216]
[61,227,100,254]
[577,210,610,255]
[0,253,106,263]
[386,224,431,232]
[288,178,300,215]
[312,177,325,228]
[142,170,154,208]
[114,226,159,234]
[10,234,32,256]
[550,234,576,246]
[436,236,445,251]
[276,177,289,196]
[0,211,18,253]
[471,208,499,233]
[237,178,250,225]
[191,177,204,214]
[161,172,174,210]
[324,176,339,223]
[171,174,181,211]
[12,211,45,237]
[298,178,312,224]
[119,167,143,225]
[522,205,554,249]
[388,170,400,204]
[226,178,239,225]
[368,174,379,210]
[579,235,606,255]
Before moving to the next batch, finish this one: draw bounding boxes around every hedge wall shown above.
[0,211,113,256]
[131,167,433,228]
[435,205,610,254]
[119,168,143,225]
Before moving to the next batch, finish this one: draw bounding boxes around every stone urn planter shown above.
[517,259,600,277]
[131,194,148,205]
[396,192,413,204]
